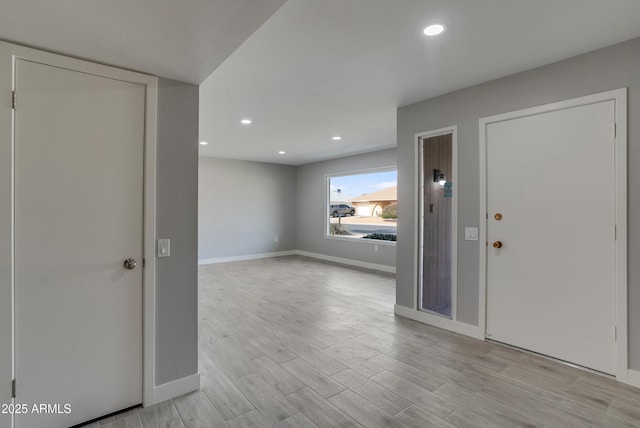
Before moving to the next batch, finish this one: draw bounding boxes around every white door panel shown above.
[486,100,616,374]
[14,60,144,427]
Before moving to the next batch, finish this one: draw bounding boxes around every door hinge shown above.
[614,326,617,342]
[142,258,146,268]
[614,224,617,240]
[11,379,15,398]
[11,91,16,109]
[614,123,617,139]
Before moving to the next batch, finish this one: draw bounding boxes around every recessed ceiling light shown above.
[241,119,252,125]
[278,151,286,155]
[199,141,208,145]
[332,136,342,141]
[423,24,446,36]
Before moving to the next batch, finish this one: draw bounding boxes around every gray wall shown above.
[155,78,199,385]
[198,157,297,260]
[296,149,397,267]
[396,37,640,369]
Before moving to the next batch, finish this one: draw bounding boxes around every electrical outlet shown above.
[274,236,279,243]
[374,244,379,252]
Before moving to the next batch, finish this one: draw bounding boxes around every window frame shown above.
[324,166,398,246]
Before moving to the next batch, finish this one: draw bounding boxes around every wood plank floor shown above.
[88,256,640,427]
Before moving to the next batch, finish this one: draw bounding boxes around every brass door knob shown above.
[493,241,503,249]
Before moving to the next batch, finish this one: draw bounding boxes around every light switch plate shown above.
[157,238,170,257]
[465,227,478,241]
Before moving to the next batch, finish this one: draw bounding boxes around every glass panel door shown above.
[419,133,453,317]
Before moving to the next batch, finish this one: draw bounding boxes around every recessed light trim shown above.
[278,151,286,155]
[241,119,252,125]
[199,141,208,145]
[332,136,342,141]
[423,24,446,36]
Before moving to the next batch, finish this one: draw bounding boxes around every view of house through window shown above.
[327,169,397,242]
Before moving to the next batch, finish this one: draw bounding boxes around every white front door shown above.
[485,99,617,374]
[14,59,144,427]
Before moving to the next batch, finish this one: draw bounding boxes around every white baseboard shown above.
[152,373,200,405]
[394,304,484,340]
[295,250,396,273]
[628,369,640,389]
[198,250,296,265]
[198,249,396,274]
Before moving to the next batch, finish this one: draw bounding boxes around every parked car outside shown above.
[330,204,356,217]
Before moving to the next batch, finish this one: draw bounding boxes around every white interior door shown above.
[14,59,144,427]
[485,100,616,375]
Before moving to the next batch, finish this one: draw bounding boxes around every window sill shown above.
[324,235,397,246]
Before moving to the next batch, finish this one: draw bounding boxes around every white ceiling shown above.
[199,0,640,165]
[0,0,287,83]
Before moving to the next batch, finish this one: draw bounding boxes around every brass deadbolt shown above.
[494,213,503,221]
[493,241,503,249]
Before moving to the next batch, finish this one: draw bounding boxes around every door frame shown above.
[396,123,480,336]
[478,88,628,381]
[0,41,158,411]
[395,125,475,336]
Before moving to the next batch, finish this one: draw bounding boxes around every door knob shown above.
[123,258,137,270]
[493,241,503,249]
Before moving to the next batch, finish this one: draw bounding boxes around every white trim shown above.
[325,165,398,178]
[478,120,488,336]
[613,89,628,383]
[198,251,297,265]
[628,370,640,389]
[415,126,458,320]
[143,82,158,407]
[478,88,628,381]
[295,250,396,273]
[5,43,156,85]
[0,41,15,428]
[199,250,396,274]
[394,305,483,339]
[1,41,159,409]
[412,135,420,310]
[152,373,200,405]
[325,235,397,246]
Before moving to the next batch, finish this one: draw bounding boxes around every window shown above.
[326,169,397,243]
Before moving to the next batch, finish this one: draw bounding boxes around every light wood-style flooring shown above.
[88,256,640,427]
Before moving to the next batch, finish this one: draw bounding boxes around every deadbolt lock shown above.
[494,213,503,221]
[493,241,503,249]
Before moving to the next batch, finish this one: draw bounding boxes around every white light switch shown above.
[157,239,170,257]
[465,227,478,241]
